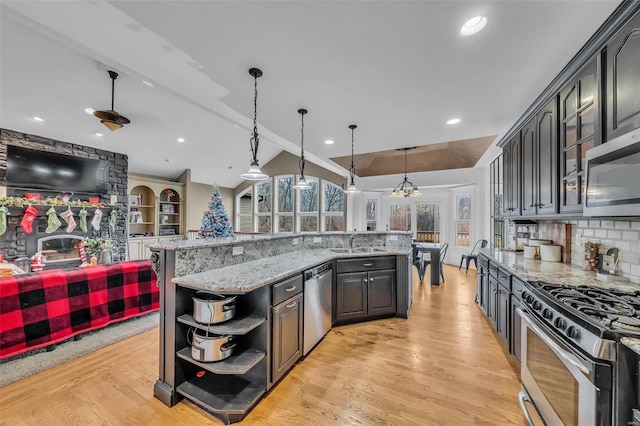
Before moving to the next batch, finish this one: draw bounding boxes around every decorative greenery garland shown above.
[0,196,119,208]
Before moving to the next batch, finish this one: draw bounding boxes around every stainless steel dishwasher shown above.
[303,262,333,355]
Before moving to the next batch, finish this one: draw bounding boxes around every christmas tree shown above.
[199,189,233,238]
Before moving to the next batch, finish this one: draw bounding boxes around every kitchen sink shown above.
[330,248,360,253]
[355,247,387,253]
[330,247,387,254]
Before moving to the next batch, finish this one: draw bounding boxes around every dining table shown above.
[413,242,441,285]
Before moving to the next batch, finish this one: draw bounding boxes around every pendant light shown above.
[344,124,361,194]
[293,108,311,190]
[241,68,269,181]
[93,70,130,131]
[391,148,420,197]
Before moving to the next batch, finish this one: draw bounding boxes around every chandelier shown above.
[240,67,269,181]
[344,124,360,193]
[391,148,420,197]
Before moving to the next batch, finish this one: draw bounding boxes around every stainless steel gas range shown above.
[518,281,639,426]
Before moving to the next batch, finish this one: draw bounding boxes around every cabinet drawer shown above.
[511,276,526,301]
[336,256,395,274]
[498,268,511,290]
[489,263,498,278]
[272,274,303,306]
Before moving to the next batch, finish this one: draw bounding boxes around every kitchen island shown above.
[149,232,412,424]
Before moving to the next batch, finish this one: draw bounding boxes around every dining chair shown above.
[423,242,448,283]
[411,243,431,284]
[459,239,488,273]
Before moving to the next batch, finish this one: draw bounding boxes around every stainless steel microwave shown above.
[584,128,640,216]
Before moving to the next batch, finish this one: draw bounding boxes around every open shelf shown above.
[177,347,265,375]
[176,375,265,417]
[177,314,265,335]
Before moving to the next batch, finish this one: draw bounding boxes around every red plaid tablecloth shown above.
[0,260,159,359]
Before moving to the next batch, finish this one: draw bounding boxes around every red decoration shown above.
[89,197,100,204]
[77,241,87,264]
[25,193,41,201]
[20,205,39,233]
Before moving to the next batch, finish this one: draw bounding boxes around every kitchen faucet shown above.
[349,234,355,248]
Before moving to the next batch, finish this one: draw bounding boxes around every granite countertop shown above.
[172,248,409,293]
[621,337,640,356]
[152,231,412,251]
[479,248,639,292]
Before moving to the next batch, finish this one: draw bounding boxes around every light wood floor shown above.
[0,265,524,425]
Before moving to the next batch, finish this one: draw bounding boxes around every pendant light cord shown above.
[250,74,260,162]
[111,76,115,111]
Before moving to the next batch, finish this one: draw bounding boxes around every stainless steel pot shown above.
[192,292,236,324]
[190,329,236,362]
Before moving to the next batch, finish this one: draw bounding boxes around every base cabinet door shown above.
[367,269,396,316]
[335,272,368,323]
[272,293,303,384]
[510,295,522,363]
[488,275,498,327]
[497,286,510,342]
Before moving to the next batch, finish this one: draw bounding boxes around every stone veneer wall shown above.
[570,219,640,284]
[0,129,128,261]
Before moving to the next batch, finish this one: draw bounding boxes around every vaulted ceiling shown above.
[0,1,621,191]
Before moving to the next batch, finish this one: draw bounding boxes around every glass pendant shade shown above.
[242,67,269,181]
[293,176,311,190]
[345,181,360,193]
[241,160,269,181]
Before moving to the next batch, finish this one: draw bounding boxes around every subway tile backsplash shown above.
[571,219,640,284]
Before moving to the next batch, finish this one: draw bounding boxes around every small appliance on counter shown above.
[189,292,238,362]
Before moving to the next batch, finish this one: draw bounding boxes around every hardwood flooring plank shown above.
[0,265,524,425]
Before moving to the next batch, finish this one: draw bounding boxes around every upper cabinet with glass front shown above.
[606,12,640,141]
[560,57,598,213]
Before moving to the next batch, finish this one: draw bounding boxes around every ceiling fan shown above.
[93,70,130,131]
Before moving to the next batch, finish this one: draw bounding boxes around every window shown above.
[389,204,411,231]
[365,199,377,231]
[298,176,319,232]
[275,176,294,232]
[256,181,272,233]
[236,187,253,232]
[322,181,344,231]
[416,203,440,243]
[456,194,471,246]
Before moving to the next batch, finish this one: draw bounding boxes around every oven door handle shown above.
[518,308,591,377]
[518,391,536,426]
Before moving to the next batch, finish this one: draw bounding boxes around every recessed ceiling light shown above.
[324,139,335,145]
[447,118,461,125]
[166,158,173,163]
[460,16,487,36]
[85,108,95,115]
[30,114,46,122]
[142,80,154,87]
[94,132,104,137]
[177,137,185,143]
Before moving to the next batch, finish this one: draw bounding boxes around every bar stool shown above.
[459,239,488,273]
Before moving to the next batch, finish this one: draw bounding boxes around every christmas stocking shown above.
[60,209,77,233]
[92,208,102,231]
[79,208,88,233]
[45,207,62,234]
[0,206,9,236]
[21,205,39,234]
[109,209,117,233]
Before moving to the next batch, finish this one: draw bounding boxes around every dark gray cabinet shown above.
[560,57,599,213]
[503,134,521,216]
[271,292,303,384]
[606,12,640,141]
[476,254,489,314]
[335,256,396,325]
[510,277,526,364]
[521,116,537,216]
[488,274,498,328]
[496,269,511,343]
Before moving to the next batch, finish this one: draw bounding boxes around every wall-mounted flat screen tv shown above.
[6,145,110,194]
